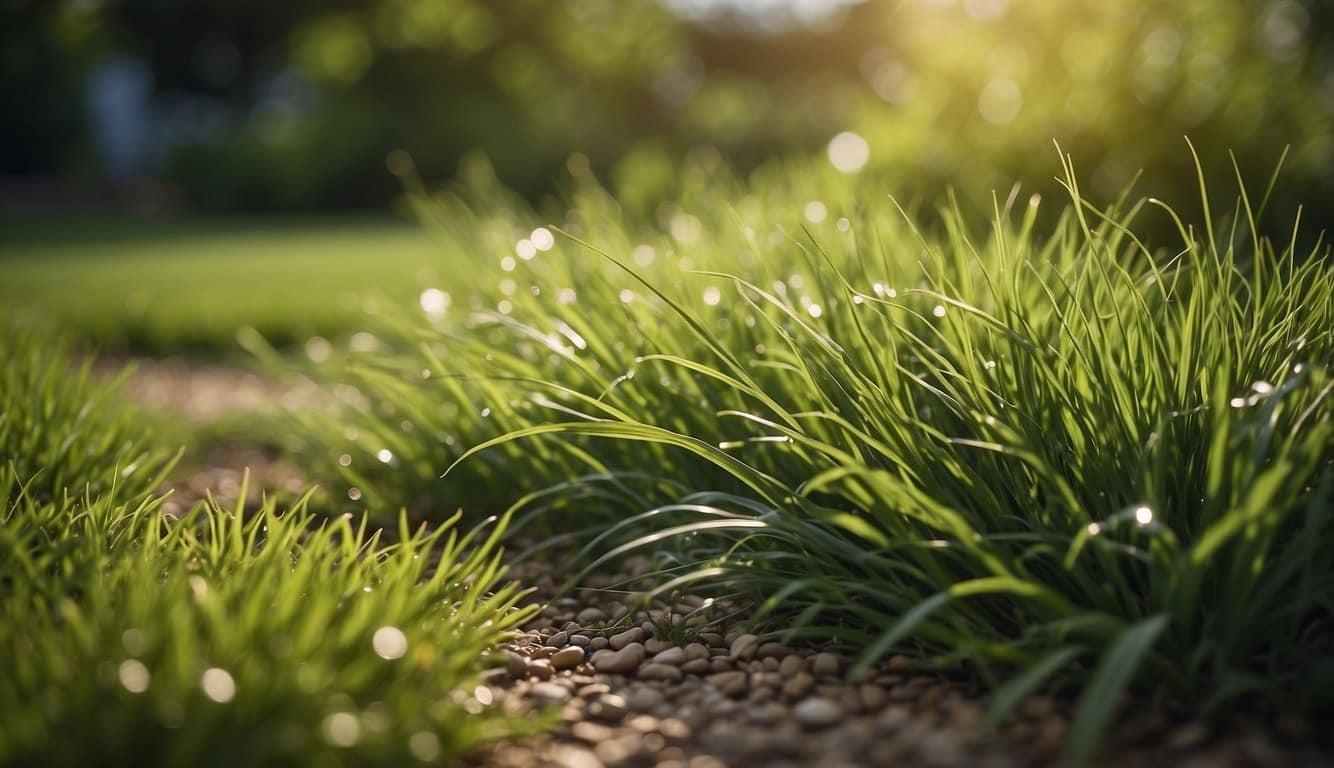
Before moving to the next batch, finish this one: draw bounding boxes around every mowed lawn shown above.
[0,213,445,354]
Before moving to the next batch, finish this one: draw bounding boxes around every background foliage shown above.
[4,0,1332,225]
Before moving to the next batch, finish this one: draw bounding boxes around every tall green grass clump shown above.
[0,325,543,766]
[304,153,1332,757]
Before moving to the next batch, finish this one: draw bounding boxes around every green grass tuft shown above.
[0,324,546,766]
[300,157,1333,758]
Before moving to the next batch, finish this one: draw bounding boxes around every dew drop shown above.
[323,712,361,747]
[530,227,555,251]
[372,626,408,660]
[419,289,450,316]
[409,732,441,762]
[828,131,870,173]
[201,667,236,703]
[119,660,151,693]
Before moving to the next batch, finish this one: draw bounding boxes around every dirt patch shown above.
[93,355,321,425]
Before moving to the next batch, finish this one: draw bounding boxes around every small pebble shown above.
[859,683,887,710]
[730,634,759,661]
[708,670,748,697]
[531,682,572,703]
[586,693,628,723]
[793,697,843,729]
[577,607,607,625]
[609,627,645,650]
[654,647,686,666]
[504,650,527,677]
[812,652,841,677]
[527,659,554,680]
[551,646,585,670]
[782,673,815,699]
[681,658,710,675]
[627,687,664,712]
[639,663,684,682]
[593,642,645,674]
[645,638,675,654]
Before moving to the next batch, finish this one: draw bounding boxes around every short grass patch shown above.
[0,214,445,354]
[0,323,545,765]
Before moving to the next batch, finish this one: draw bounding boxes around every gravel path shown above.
[470,561,1324,768]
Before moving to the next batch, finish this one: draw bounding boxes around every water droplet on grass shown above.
[372,626,407,660]
[119,660,151,693]
[323,712,361,747]
[828,131,870,173]
[530,227,554,251]
[201,668,235,703]
[409,732,440,761]
[632,244,656,266]
[419,289,450,316]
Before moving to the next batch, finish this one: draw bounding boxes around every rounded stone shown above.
[551,645,585,670]
[609,627,645,650]
[812,652,841,677]
[793,697,843,729]
[531,682,572,703]
[593,642,645,674]
[653,647,687,666]
[779,654,806,677]
[639,663,684,682]
[729,634,759,661]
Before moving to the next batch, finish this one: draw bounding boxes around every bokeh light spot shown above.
[827,131,869,173]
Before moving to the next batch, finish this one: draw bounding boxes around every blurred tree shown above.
[2,0,1331,225]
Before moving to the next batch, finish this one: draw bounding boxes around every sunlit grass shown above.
[0,214,445,354]
[297,153,1333,759]
[0,324,544,765]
